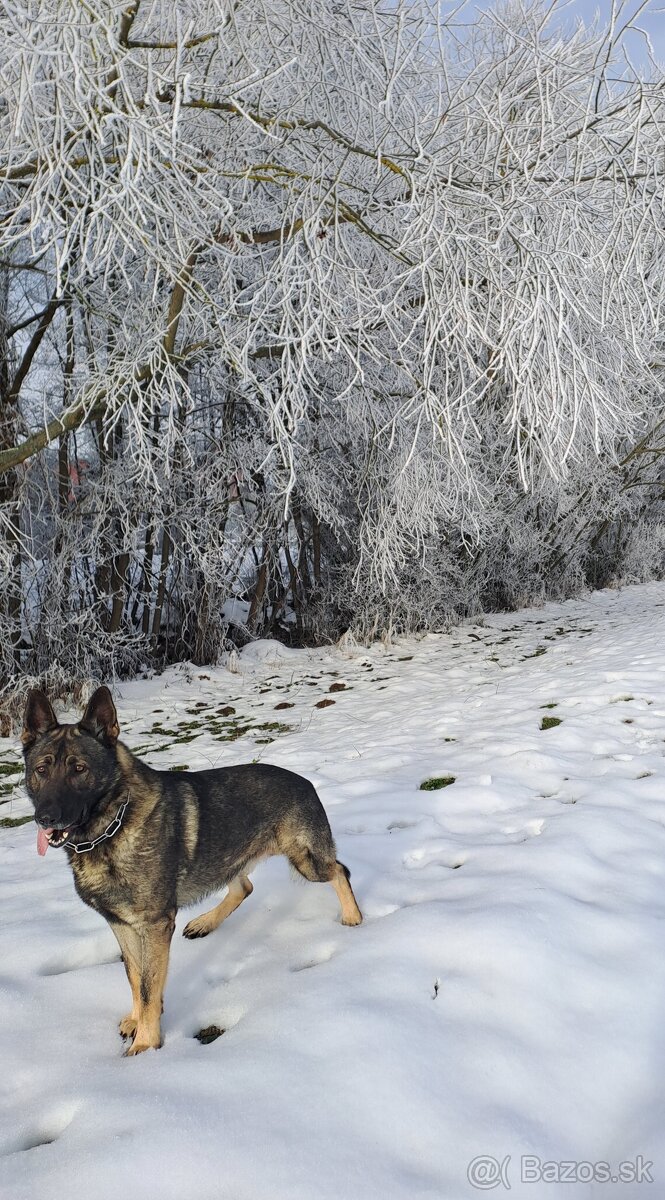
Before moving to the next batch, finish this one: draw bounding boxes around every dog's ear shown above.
[22,689,59,749]
[80,686,120,744]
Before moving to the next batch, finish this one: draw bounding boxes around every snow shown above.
[2,583,665,1199]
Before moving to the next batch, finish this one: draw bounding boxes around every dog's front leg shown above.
[124,915,175,1056]
[109,921,143,1041]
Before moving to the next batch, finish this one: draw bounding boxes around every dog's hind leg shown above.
[330,861,363,926]
[183,874,253,940]
[287,843,363,927]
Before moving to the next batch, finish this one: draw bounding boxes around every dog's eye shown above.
[74,764,86,773]
[35,764,48,775]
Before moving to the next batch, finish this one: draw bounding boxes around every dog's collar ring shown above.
[65,798,129,854]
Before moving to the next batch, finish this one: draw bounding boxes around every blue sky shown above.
[467,0,665,72]
[558,0,664,65]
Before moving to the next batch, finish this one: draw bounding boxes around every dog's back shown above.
[167,762,336,905]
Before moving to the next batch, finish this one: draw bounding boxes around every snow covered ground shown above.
[2,583,665,1199]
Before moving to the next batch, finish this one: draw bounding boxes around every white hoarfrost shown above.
[1,582,665,1198]
[1,2,664,689]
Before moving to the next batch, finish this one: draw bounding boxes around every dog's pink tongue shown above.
[37,827,52,856]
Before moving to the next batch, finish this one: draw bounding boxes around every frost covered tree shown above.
[0,0,664,698]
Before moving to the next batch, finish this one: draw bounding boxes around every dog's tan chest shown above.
[70,832,164,925]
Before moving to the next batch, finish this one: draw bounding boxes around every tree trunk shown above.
[0,271,22,674]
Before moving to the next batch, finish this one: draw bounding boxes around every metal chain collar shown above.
[65,797,129,854]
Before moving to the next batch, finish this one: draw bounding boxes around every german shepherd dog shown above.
[22,687,362,1055]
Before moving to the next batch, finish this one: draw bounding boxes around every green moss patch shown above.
[420,775,455,791]
[0,762,21,776]
[540,716,562,731]
[0,814,33,828]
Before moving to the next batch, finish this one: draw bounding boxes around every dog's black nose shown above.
[37,813,60,829]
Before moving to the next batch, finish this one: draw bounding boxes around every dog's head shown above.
[22,687,122,849]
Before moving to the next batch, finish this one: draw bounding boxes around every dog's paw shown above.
[123,1031,163,1056]
[183,917,211,939]
[341,912,363,926]
[124,1038,162,1056]
[119,1015,137,1040]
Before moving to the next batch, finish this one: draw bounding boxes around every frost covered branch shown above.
[0,0,663,691]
